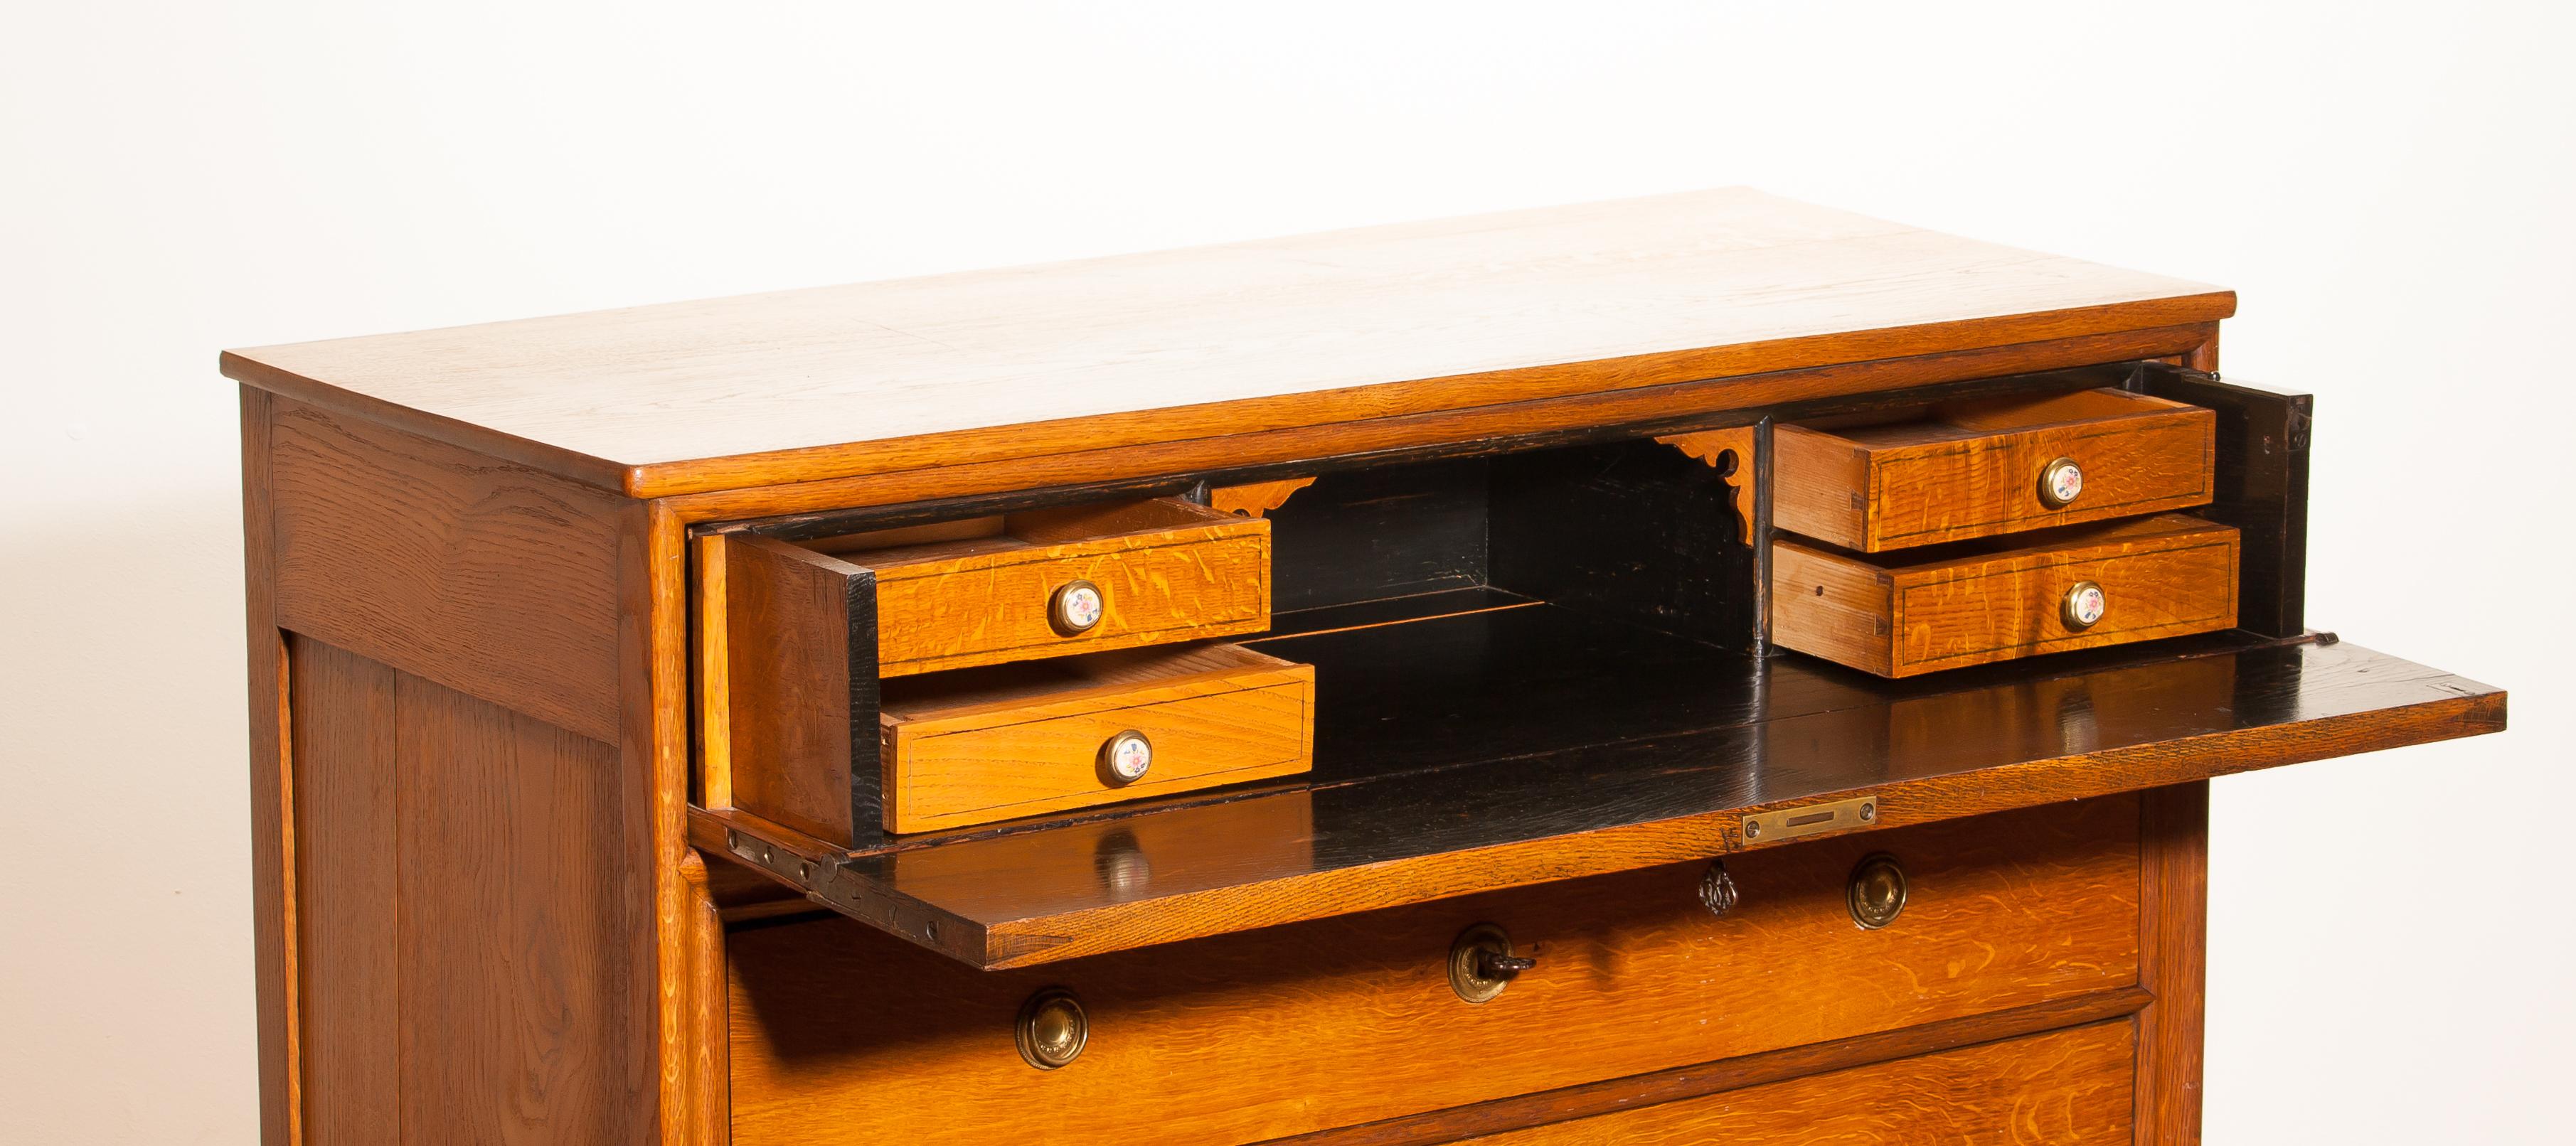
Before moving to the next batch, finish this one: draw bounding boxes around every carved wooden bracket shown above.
[1654,427,1757,545]
[1209,477,1316,518]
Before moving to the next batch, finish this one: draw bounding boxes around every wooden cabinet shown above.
[228,189,2504,1145]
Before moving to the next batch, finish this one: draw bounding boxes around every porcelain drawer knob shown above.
[2062,580,2107,630]
[1050,578,1106,635]
[2038,456,2085,508]
[1098,730,1153,786]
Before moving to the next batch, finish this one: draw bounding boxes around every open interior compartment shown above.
[689,361,2501,970]
[1265,438,1757,647]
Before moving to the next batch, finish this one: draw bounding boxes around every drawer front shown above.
[1463,1020,2134,1145]
[1774,515,2240,678]
[885,660,1314,833]
[1775,387,2215,552]
[875,520,1271,677]
[727,797,2142,1145]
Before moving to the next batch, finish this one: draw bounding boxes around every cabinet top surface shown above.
[222,188,2230,496]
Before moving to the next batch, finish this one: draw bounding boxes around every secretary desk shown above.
[228,188,2505,1145]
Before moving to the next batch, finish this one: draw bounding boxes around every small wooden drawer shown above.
[881,643,1314,833]
[1772,513,2240,678]
[1774,387,2215,552]
[809,496,1272,678]
[703,496,1277,845]
[725,798,2143,1145]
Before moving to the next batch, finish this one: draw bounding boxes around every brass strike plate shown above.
[1740,796,1877,844]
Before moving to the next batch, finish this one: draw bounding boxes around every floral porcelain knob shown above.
[2062,580,2107,630]
[2038,456,2085,508]
[1050,578,1105,635]
[1098,729,1153,786]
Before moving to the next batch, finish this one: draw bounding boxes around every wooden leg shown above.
[242,385,301,1146]
[2136,781,2210,1144]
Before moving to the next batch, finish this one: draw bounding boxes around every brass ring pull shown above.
[1016,989,1088,1069]
[1847,854,1908,929]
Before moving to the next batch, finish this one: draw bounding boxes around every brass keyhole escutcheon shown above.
[1448,923,1536,1004]
[1016,988,1089,1070]
[1050,579,1106,636]
[1847,854,1908,930]
[1699,860,1740,917]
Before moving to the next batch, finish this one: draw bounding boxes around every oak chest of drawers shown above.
[229,188,2504,1145]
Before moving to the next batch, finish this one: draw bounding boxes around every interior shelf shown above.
[691,600,2503,970]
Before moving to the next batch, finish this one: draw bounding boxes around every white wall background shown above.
[4,2,2567,1142]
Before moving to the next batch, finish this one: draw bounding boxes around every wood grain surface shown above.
[652,325,2219,522]
[2135,783,2210,1145]
[223,189,2231,496]
[639,496,700,1146]
[881,643,1314,832]
[1459,1020,2134,1145]
[842,497,1270,676]
[240,386,299,1146]
[679,852,730,1146]
[1774,387,2214,551]
[700,630,2500,969]
[726,799,2141,1145]
[287,636,398,1144]
[1209,477,1316,518]
[715,534,871,844]
[1653,424,1758,545]
[2139,366,2311,638]
[267,396,627,741]
[393,668,655,1145]
[1268,992,2148,1145]
[1772,514,2240,677]
[272,638,657,1145]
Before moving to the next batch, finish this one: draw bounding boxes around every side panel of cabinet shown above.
[250,392,671,1145]
[2136,365,2309,637]
[281,635,658,1144]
